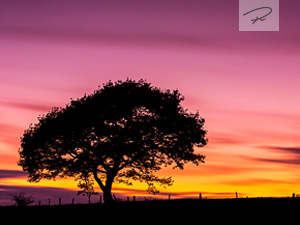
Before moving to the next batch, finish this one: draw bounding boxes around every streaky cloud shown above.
[255,158,300,166]
[0,169,26,179]
[259,146,300,155]
[0,24,217,50]
[0,100,50,112]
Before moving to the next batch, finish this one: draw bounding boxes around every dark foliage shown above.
[77,176,99,204]
[10,192,34,206]
[18,79,207,203]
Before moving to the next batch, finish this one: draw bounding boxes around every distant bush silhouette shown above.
[19,79,208,203]
[11,192,34,206]
[77,176,99,204]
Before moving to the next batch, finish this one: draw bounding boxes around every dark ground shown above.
[1,198,299,221]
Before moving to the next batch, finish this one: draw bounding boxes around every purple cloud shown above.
[0,170,27,179]
[254,158,300,166]
[0,101,51,112]
[248,146,300,166]
[260,146,300,155]
[0,184,90,206]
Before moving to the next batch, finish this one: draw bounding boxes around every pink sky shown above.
[1,0,300,205]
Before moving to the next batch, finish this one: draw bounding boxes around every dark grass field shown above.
[1,197,300,217]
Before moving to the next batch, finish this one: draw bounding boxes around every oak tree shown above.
[19,79,207,203]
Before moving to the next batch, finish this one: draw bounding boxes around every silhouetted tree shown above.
[19,79,207,203]
[11,192,34,206]
[77,176,99,204]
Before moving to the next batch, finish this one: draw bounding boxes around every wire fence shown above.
[32,192,300,206]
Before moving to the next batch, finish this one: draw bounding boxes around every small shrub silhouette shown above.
[11,192,34,206]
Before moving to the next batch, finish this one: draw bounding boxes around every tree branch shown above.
[92,170,105,191]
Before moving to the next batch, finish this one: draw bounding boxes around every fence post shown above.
[127,197,130,202]
[48,198,51,206]
[72,198,75,205]
[38,201,41,206]
[133,196,136,202]
[199,193,202,200]
[99,195,102,203]
[168,194,171,200]
[235,192,238,199]
[113,194,117,202]
[59,197,61,205]
[293,193,295,198]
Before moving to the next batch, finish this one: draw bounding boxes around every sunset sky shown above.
[1,0,300,205]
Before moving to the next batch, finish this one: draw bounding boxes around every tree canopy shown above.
[19,79,208,203]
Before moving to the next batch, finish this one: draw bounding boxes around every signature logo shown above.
[243,7,272,24]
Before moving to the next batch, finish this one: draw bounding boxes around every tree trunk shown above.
[103,187,114,204]
[103,174,114,203]
[93,171,115,204]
